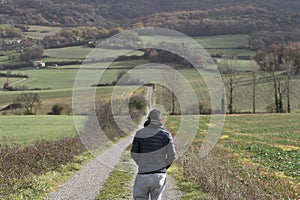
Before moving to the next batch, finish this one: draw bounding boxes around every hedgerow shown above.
[0,137,85,198]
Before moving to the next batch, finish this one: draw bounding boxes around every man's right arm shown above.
[130,136,140,164]
[166,132,177,168]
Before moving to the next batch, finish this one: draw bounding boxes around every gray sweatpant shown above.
[133,173,167,200]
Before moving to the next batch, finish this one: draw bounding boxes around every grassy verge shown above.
[6,151,93,200]
[96,150,135,200]
[168,164,216,200]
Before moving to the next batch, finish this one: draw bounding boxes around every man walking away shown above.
[131,109,177,200]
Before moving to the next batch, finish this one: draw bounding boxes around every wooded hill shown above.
[0,0,299,36]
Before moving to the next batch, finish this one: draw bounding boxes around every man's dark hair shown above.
[148,109,161,121]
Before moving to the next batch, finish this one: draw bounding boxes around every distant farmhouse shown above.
[33,60,46,68]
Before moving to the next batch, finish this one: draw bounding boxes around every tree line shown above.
[219,42,299,114]
[0,0,299,36]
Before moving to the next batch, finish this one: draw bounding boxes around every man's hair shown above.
[148,109,161,121]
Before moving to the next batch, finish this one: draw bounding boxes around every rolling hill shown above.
[0,0,299,32]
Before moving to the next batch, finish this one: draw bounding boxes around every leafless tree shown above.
[257,53,284,113]
[162,70,180,115]
[252,68,257,113]
[281,59,299,113]
[255,43,300,113]
[219,56,241,114]
[13,92,42,115]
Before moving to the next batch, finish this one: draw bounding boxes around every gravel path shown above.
[46,87,183,199]
[162,175,183,199]
[46,136,134,200]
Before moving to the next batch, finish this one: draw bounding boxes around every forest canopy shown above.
[0,0,299,37]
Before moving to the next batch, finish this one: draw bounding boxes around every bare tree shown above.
[256,51,284,113]
[219,56,241,114]
[281,59,299,113]
[14,92,42,115]
[255,43,300,113]
[252,68,257,113]
[162,70,180,115]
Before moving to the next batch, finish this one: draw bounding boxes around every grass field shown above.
[44,46,144,61]
[0,77,23,87]
[153,67,300,113]
[25,25,62,40]
[1,68,120,89]
[2,64,299,114]
[0,115,84,145]
[141,34,255,57]
[0,54,20,65]
[0,86,129,114]
[194,34,250,48]
[0,55,8,64]
[166,114,300,198]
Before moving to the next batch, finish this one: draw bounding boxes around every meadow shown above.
[0,77,22,87]
[0,115,83,145]
[141,34,255,57]
[43,46,144,62]
[166,114,300,199]
[0,67,123,114]
[3,64,298,115]
[3,68,120,89]
[1,26,299,199]
[25,25,62,40]
[153,68,300,113]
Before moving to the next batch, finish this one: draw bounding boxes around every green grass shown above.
[47,59,149,69]
[0,115,84,145]
[28,25,62,33]
[43,35,252,62]
[0,55,8,64]
[166,114,300,198]
[0,77,23,87]
[216,58,259,71]
[0,55,20,65]
[221,114,300,183]
[2,63,299,114]
[168,164,216,200]
[44,46,93,59]
[140,34,255,57]
[206,48,255,57]
[25,25,62,40]
[154,67,300,113]
[0,86,123,115]
[4,68,120,89]
[44,46,143,60]
[194,34,250,48]
[96,150,134,200]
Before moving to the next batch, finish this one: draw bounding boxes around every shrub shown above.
[0,136,85,198]
[80,93,146,149]
[50,104,64,115]
[129,94,147,115]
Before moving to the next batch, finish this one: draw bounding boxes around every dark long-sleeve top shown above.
[130,121,177,174]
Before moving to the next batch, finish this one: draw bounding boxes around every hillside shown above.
[0,0,299,34]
